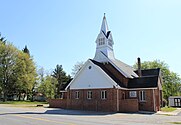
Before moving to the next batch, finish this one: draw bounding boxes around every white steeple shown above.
[101,13,109,35]
[94,14,115,62]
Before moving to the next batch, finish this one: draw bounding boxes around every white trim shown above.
[153,89,156,111]
[117,89,119,112]
[60,90,67,92]
[92,60,119,88]
[99,52,130,78]
[75,91,79,99]
[139,90,146,102]
[65,60,90,90]
[101,90,107,99]
[66,59,119,90]
[129,91,137,97]
[87,91,92,99]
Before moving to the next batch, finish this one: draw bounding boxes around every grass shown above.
[0,100,48,105]
[161,106,177,112]
[169,122,181,124]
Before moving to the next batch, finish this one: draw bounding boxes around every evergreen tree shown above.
[23,45,30,56]
[0,33,6,44]
[52,65,71,98]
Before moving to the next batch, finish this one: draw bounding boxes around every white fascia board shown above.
[65,59,90,90]
[92,60,119,88]
[66,59,119,90]
[60,90,67,92]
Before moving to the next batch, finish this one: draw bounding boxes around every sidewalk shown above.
[156,108,181,116]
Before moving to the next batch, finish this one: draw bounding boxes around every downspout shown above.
[153,89,156,112]
[117,88,119,112]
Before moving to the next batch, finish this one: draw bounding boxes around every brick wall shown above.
[119,99,138,112]
[125,89,161,112]
[155,88,161,111]
[48,88,161,112]
[138,89,154,112]
[67,88,117,112]
[48,99,67,108]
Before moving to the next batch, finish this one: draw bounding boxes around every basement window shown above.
[87,91,92,99]
[139,90,146,101]
[101,90,107,99]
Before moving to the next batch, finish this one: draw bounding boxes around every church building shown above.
[49,15,163,112]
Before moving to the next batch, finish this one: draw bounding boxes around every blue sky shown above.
[1,0,181,76]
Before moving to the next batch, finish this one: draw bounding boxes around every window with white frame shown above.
[75,91,79,99]
[101,90,107,99]
[129,91,137,97]
[139,90,146,101]
[87,91,92,99]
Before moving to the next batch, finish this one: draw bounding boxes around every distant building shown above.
[169,96,181,107]
[49,15,163,112]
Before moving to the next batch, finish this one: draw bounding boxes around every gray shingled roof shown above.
[91,59,160,89]
[110,59,139,78]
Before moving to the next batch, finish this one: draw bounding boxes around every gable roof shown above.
[98,52,138,78]
[90,59,126,88]
[65,59,119,90]
[91,59,161,89]
[64,58,162,90]
[111,59,138,78]
[128,76,159,88]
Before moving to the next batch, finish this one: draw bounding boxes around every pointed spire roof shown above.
[101,13,109,35]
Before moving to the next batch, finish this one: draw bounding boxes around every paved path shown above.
[0,105,180,125]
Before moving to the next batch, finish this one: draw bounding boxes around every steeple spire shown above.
[94,14,115,62]
[101,13,109,35]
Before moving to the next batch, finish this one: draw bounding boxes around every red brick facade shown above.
[49,87,162,112]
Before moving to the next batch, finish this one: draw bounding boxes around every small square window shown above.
[129,91,137,97]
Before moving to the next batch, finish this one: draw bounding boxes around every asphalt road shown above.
[0,105,180,125]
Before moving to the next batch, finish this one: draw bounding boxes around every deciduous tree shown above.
[133,60,181,101]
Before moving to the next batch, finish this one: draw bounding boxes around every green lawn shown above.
[161,106,177,112]
[169,122,181,124]
[0,100,48,105]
